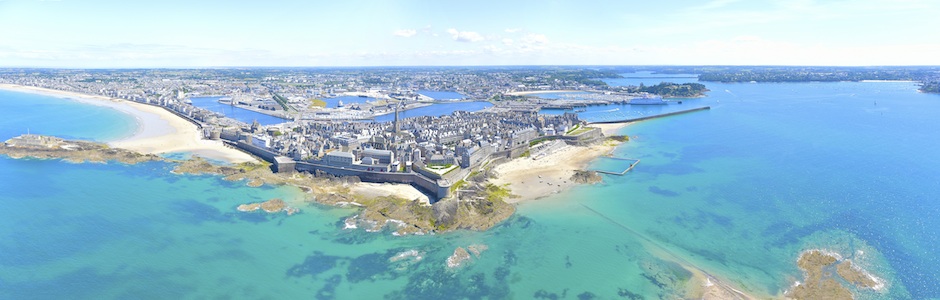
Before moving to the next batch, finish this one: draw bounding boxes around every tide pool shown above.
[1,80,938,299]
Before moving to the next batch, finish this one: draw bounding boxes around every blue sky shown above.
[1,0,938,67]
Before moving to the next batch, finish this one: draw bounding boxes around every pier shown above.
[591,157,640,175]
[587,106,711,124]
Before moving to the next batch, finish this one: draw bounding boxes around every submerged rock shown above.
[446,247,471,269]
[787,249,884,300]
[237,198,298,215]
[467,244,488,257]
[236,203,261,212]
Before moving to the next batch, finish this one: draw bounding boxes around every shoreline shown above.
[490,122,764,299]
[506,89,582,96]
[0,83,256,163]
[490,124,631,203]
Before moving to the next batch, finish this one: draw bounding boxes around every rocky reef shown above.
[787,250,884,300]
[237,198,299,215]
[446,244,488,269]
[1,135,518,234]
[1,135,160,164]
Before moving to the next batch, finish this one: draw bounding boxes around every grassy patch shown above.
[450,179,467,193]
[568,126,593,136]
[309,99,327,108]
[566,124,581,134]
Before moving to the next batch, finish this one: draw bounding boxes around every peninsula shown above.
[0,68,751,300]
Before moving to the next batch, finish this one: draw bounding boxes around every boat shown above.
[338,100,344,107]
[629,94,667,105]
[217,97,233,105]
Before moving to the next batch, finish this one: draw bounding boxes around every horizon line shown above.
[3,64,940,70]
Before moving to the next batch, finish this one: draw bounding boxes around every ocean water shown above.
[604,71,700,87]
[1,79,938,299]
[417,90,467,100]
[189,96,288,125]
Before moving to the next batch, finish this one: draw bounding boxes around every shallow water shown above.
[1,79,938,299]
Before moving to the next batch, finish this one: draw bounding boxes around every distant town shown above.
[2,66,937,201]
[0,67,687,200]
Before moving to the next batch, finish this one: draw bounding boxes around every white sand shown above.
[0,84,256,163]
[490,141,617,203]
[592,122,632,136]
[351,182,430,205]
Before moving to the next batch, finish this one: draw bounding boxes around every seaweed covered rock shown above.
[570,170,602,184]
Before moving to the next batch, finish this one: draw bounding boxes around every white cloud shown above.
[446,28,485,42]
[521,34,549,45]
[502,38,514,46]
[393,29,417,38]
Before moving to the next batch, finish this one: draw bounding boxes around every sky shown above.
[1,0,939,67]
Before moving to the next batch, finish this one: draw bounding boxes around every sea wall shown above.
[235,141,279,162]
[295,162,451,200]
[231,141,451,200]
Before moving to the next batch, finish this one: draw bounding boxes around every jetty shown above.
[591,157,640,176]
[587,106,710,124]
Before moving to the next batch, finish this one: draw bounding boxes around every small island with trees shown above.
[630,82,708,98]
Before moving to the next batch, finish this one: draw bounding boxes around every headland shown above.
[0,84,255,163]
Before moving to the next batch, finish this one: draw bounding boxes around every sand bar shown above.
[0,84,256,163]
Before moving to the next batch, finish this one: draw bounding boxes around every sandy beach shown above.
[0,84,256,163]
[490,141,618,203]
[351,182,431,205]
[591,122,632,136]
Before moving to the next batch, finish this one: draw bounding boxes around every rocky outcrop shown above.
[237,198,298,215]
[2,135,518,234]
[446,247,471,268]
[570,170,602,184]
[787,250,884,300]
[1,136,160,164]
[446,244,488,269]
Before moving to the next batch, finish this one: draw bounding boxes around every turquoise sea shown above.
[1,77,938,299]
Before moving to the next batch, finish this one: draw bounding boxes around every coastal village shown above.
[0,68,897,299]
[0,69,644,203]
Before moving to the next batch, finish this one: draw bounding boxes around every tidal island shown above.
[0,75,645,235]
[0,68,745,299]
